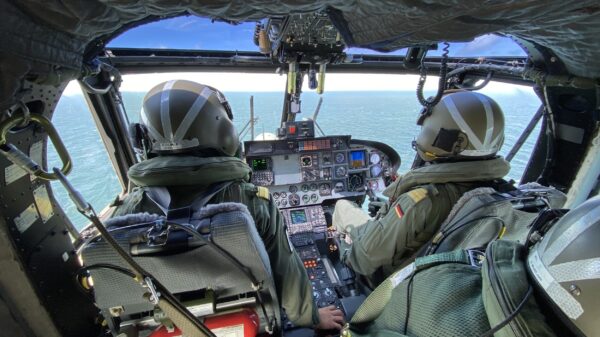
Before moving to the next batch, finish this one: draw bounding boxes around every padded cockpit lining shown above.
[0,1,599,105]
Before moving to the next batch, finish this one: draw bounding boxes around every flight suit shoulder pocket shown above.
[256,186,270,200]
[396,187,429,212]
[406,187,428,204]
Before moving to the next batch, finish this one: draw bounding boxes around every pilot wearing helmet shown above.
[343,196,600,337]
[113,80,344,330]
[333,91,510,283]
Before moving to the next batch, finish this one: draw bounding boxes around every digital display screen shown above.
[290,209,308,224]
[350,150,366,169]
[298,139,331,151]
[251,158,269,171]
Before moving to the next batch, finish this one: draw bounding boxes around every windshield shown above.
[52,72,540,229]
[115,72,539,182]
[108,16,526,58]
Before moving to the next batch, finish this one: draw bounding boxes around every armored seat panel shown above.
[82,203,278,319]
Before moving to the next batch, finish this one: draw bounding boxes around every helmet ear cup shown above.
[430,128,469,154]
[453,132,469,155]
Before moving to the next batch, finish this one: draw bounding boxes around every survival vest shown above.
[346,240,558,337]
[422,183,566,257]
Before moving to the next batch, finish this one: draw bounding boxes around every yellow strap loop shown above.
[0,113,72,181]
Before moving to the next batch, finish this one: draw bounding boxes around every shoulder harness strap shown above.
[144,181,235,223]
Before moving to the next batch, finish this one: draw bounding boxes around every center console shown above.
[244,126,400,330]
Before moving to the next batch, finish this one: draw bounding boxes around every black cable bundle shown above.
[416,42,450,110]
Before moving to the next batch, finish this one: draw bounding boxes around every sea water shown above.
[48,89,541,229]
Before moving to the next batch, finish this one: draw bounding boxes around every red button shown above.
[288,125,296,134]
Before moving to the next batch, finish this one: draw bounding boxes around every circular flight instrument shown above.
[301,184,310,193]
[289,185,298,193]
[335,152,346,164]
[288,193,300,206]
[280,192,287,199]
[280,199,288,206]
[273,192,280,199]
[370,152,381,165]
[335,166,347,178]
[334,181,345,193]
[310,194,319,202]
[310,183,318,191]
[302,194,310,204]
[349,174,364,191]
[319,183,331,196]
[370,164,383,177]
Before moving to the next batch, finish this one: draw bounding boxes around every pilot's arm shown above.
[337,188,443,276]
[246,186,320,327]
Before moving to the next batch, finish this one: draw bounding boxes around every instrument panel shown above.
[245,136,396,208]
[244,134,399,323]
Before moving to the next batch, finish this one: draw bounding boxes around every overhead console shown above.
[244,135,397,209]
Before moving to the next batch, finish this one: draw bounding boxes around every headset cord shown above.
[416,41,450,111]
[479,286,533,337]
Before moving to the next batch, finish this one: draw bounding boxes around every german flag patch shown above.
[394,204,404,219]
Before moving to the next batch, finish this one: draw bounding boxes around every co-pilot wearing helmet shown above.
[333,91,510,284]
[114,80,345,330]
[343,196,600,337]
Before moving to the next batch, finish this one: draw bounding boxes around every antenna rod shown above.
[250,96,255,140]
[312,97,326,137]
[312,97,323,121]
[506,105,544,162]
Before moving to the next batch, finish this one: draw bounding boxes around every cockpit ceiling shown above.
[1,0,600,79]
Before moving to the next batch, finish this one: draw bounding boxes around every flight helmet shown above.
[414,91,505,161]
[137,80,239,156]
[528,196,600,336]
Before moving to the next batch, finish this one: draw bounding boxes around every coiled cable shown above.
[416,42,450,110]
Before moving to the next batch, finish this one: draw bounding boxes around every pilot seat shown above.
[81,202,280,336]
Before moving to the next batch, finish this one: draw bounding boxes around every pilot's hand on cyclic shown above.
[368,198,386,217]
[315,305,345,331]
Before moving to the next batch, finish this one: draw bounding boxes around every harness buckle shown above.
[144,277,161,305]
[467,249,486,267]
[147,219,171,247]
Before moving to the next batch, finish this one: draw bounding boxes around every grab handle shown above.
[0,113,72,181]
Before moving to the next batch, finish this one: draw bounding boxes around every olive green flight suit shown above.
[334,157,510,279]
[113,155,319,327]
[345,241,557,337]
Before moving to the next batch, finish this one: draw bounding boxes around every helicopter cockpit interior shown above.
[1,2,600,337]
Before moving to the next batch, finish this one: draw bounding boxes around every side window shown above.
[48,81,122,230]
[479,83,542,183]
